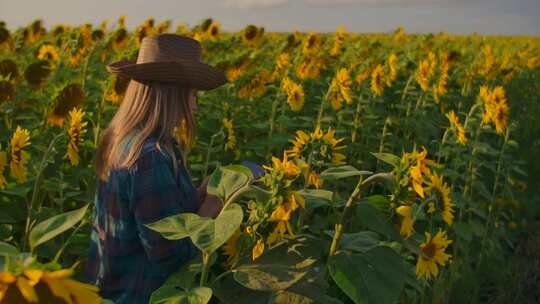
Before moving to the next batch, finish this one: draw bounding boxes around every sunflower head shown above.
[0,80,15,103]
[91,29,105,41]
[36,44,60,62]
[112,28,128,49]
[107,76,130,104]
[0,26,10,45]
[48,83,86,126]
[426,173,455,226]
[24,61,51,89]
[0,267,102,304]
[416,229,453,280]
[0,59,19,80]
[207,21,220,39]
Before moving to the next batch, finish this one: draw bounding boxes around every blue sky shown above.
[1,0,539,35]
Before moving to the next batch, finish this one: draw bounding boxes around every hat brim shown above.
[106,59,227,91]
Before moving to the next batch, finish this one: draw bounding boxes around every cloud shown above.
[222,0,289,9]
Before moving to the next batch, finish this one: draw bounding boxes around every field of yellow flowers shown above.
[0,17,539,303]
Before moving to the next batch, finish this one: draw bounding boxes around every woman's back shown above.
[84,131,199,303]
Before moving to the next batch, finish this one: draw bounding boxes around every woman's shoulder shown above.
[127,136,176,176]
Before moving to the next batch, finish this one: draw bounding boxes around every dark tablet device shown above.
[241,160,265,180]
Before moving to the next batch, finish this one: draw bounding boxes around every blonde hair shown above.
[95,79,197,182]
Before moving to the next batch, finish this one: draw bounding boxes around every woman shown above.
[84,34,228,303]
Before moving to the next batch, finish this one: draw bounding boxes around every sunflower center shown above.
[421,242,436,259]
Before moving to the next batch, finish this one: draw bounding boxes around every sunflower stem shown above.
[200,252,210,286]
[266,92,281,159]
[24,133,63,252]
[327,176,364,259]
[351,94,363,143]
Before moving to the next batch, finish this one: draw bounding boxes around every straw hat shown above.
[106,34,227,90]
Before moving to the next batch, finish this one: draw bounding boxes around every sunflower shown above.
[286,126,346,188]
[223,117,236,152]
[24,61,51,89]
[416,229,453,280]
[65,108,88,166]
[446,111,467,145]
[328,68,353,110]
[270,53,290,82]
[238,69,270,100]
[112,28,129,50]
[406,147,436,198]
[416,60,431,92]
[479,45,494,79]
[0,268,102,303]
[0,80,14,103]
[281,77,305,112]
[433,52,449,103]
[479,85,509,134]
[0,59,19,80]
[106,76,129,104]
[207,21,220,39]
[527,55,540,69]
[385,53,398,87]
[0,26,10,45]
[425,173,455,226]
[37,44,60,62]
[263,151,301,178]
[156,20,171,34]
[295,54,327,81]
[330,25,346,57]
[396,205,415,238]
[252,239,265,261]
[9,126,31,183]
[267,192,305,246]
[370,64,385,96]
[303,32,318,55]
[48,83,86,126]
[0,145,7,189]
[355,67,370,85]
[242,24,259,46]
[226,65,243,82]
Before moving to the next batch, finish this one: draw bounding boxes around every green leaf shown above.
[146,203,243,255]
[360,173,396,191]
[150,286,212,304]
[328,247,404,304]
[370,153,401,168]
[0,241,18,256]
[0,186,31,198]
[207,165,251,203]
[319,166,372,181]
[29,204,89,251]
[233,238,319,292]
[234,258,317,292]
[0,212,15,224]
[329,231,380,253]
[355,201,400,241]
[243,185,272,203]
[296,189,334,209]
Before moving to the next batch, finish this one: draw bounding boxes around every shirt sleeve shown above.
[127,147,199,275]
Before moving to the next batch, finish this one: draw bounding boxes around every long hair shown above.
[95,79,197,182]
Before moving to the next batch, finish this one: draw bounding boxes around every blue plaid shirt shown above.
[84,132,199,303]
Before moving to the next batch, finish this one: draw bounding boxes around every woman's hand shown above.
[197,194,223,219]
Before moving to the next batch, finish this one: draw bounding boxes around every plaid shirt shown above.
[84,132,199,303]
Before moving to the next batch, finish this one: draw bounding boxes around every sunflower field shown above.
[0,17,539,303]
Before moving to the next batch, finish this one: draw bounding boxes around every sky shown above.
[0,0,539,36]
